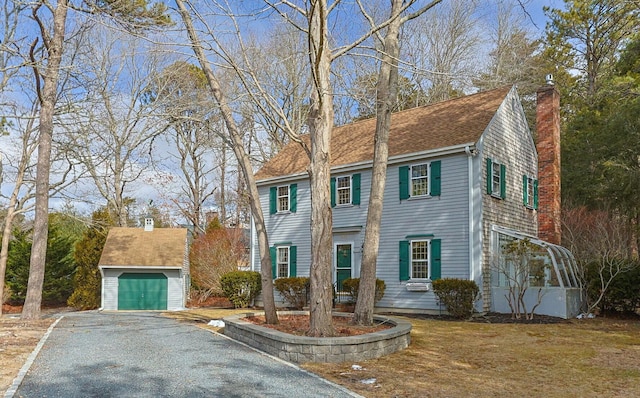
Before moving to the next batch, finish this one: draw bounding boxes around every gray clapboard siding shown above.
[376,155,470,310]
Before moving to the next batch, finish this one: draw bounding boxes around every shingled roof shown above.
[99,227,188,268]
[256,85,512,181]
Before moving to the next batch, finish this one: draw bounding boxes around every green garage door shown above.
[118,273,168,310]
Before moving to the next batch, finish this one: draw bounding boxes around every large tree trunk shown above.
[306,0,335,337]
[0,208,16,315]
[352,0,403,326]
[22,0,69,320]
[175,0,278,323]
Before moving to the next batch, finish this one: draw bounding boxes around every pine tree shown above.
[67,208,113,310]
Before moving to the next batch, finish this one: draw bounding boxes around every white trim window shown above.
[411,240,430,279]
[277,246,290,278]
[411,164,429,197]
[399,161,441,200]
[336,176,351,205]
[523,175,538,209]
[277,186,290,212]
[491,162,501,196]
[486,158,506,199]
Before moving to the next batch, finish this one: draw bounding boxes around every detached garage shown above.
[99,220,189,311]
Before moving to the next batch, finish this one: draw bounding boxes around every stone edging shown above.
[223,311,412,363]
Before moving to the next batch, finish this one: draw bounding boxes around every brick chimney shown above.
[536,76,561,245]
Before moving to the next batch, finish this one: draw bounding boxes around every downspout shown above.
[465,145,476,282]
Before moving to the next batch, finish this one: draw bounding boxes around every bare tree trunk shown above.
[306,0,335,337]
[220,146,227,224]
[353,0,403,326]
[175,0,278,323]
[0,209,16,315]
[22,0,69,320]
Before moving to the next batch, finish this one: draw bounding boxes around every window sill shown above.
[405,281,432,292]
[275,211,292,215]
[407,195,432,201]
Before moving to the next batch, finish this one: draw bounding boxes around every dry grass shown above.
[303,317,640,398]
[0,317,54,393]
[163,308,252,332]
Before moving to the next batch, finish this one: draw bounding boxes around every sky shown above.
[0,0,565,222]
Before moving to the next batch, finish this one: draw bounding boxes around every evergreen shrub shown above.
[274,277,309,309]
[341,278,386,304]
[432,278,479,319]
[220,271,261,308]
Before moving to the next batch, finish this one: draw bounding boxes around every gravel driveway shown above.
[13,311,361,398]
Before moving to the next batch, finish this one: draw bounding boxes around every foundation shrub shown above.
[432,278,479,319]
[341,278,386,304]
[274,277,310,309]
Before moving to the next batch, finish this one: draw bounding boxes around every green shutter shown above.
[500,164,507,199]
[486,158,492,194]
[352,174,361,205]
[270,246,277,279]
[269,187,277,214]
[399,166,410,200]
[533,179,539,209]
[289,246,297,277]
[290,184,297,212]
[431,239,441,280]
[330,177,336,207]
[522,175,529,206]
[430,161,441,196]
[399,240,410,281]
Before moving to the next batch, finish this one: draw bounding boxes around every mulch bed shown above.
[393,312,572,324]
[187,296,234,309]
[245,314,393,337]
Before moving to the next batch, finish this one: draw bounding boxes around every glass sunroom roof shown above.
[492,225,580,289]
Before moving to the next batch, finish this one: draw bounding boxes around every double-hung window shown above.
[337,176,351,205]
[411,240,430,279]
[523,175,538,209]
[411,164,429,196]
[486,158,506,199]
[269,184,297,214]
[331,174,361,207]
[270,245,297,278]
[277,186,289,212]
[277,247,290,278]
[399,161,441,200]
[399,238,441,281]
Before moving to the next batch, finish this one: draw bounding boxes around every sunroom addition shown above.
[490,225,582,319]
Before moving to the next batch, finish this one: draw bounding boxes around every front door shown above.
[335,243,352,292]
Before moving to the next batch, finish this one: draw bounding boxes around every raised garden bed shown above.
[223,311,412,363]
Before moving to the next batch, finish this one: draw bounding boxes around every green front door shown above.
[336,244,352,292]
[118,273,168,310]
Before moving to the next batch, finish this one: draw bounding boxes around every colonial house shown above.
[99,217,190,311]
[251,84,582,319]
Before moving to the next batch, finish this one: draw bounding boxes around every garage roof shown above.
[99,227,188,268]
